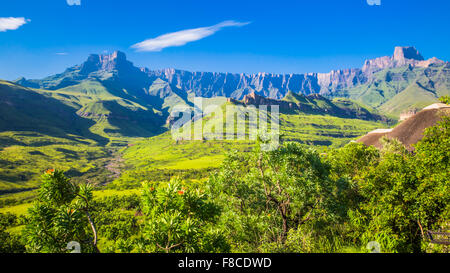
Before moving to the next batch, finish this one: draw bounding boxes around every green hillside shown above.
[0,80,165,142]
[283,91,384,120]
[0,79,164,194]
[0,81,102,141]
[345,64,450,116]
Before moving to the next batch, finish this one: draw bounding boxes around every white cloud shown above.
[56,52,69,55]
[131,20,250,52]
[67,0,81,6]
[0,17,30,32]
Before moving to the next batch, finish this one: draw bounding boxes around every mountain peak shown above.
[393,46,424,62]
[92,50,127,61]
[362,46,428,74]
[80,51,130,75]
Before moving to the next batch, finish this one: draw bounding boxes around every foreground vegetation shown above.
[1,116,448,253]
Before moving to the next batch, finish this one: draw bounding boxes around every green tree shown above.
[348,138,420,252]
[327,142,380,180]
[439,95,450,105]
[210,142,342,252]
[412,117,450,252]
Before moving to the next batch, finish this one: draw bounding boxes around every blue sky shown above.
[0,0,449,80]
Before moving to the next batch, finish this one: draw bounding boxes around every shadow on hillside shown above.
[101,100,167,138]
[0,83,109,145]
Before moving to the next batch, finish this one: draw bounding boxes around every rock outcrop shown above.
[240,92,298,111]
[357,103,450,151]
[362,46,442,75]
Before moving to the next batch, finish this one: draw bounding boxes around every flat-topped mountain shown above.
[79,51,131,74]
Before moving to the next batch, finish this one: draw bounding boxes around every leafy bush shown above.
[139,178,229,253]
[23,170,99,253]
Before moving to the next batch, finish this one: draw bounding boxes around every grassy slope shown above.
[0,188,141,216]
[280,113,383,146]
[114,131,253,188]
[379,82,439,115]
[282,91,385,121]
[43,80,164,143]
[0,80,101,140]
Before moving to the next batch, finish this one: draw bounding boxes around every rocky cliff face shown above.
[146,46,443,100]
[362,56,393,75]
[149,69,326,99]
[394,46,424,63]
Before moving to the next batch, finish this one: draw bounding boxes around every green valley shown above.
[0,48,448,254]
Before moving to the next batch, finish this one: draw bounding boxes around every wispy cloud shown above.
[66,0,81,6]
[0,17,30,32]
[56,52,69,56]
[131,20,250,52]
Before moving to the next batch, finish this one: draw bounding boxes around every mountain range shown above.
[14,46,449,118]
